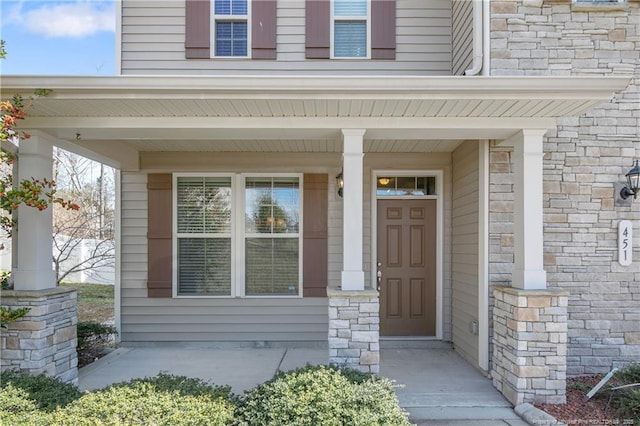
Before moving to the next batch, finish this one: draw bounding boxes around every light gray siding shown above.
[451,141,479,367]
[120,150,455,344]
[120,0,453,75]
[119,170,328,344]
[451,0,474,75]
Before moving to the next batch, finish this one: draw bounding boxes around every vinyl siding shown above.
[451,0,474,75]
[451,141,479,367]
[120,0,452,75]
[120,169,329,344]
[121,150,454,343]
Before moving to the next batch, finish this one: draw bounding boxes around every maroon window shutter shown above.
[185,0,211,59]
[303,174,328,297]
[252,0,277,59]
[305,0,330,59]
[147,174,173,298]
[371,0,396,60]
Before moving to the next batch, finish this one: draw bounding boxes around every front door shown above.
[377,199,436,336]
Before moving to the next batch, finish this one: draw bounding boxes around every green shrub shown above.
[0,371,82,412]
[615,388,640,424]
[610,363,640,424]
[0,384,52,426]
[236,364,411,426]
[616,363,640,384]
[77,320,117,349]
[50,374,236,426]
[0,372,80,426]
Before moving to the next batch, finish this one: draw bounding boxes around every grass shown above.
[60,282,114,324]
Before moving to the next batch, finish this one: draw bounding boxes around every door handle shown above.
[376,262,382,291]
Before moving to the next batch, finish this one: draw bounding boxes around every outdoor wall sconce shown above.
[336,171,344,198]
[620,160,640,201]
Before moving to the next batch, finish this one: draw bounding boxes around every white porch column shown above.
[512,129,547,290]
[341,129,366,291]
[12,131,56,290]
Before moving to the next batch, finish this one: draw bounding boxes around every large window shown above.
[213,0,249,57]
[175,174,301,297]
[332,0,369,58]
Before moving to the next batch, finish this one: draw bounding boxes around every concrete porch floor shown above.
[79,347,528,426]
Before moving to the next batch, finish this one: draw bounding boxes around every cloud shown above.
[21,1,116,38]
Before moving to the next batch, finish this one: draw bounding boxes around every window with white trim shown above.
[175,174,301,297]
[332,0,369,58]
[213,0,249,57]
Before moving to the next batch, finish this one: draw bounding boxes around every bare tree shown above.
[52,148,115,284]
[53,209,115,284]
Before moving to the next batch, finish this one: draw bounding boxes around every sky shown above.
[0,0,116,75]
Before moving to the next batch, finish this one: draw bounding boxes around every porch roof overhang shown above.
[1,75,630,170]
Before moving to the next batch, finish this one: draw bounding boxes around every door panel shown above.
[378,199,436,336]
[387,278,402,318]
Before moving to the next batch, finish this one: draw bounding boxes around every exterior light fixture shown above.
[336,171,344,198]
[620,160,640,200]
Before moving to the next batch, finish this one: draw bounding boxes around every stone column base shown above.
[1,287,78,384]
[327,287,380,374]
[492,286,568,405]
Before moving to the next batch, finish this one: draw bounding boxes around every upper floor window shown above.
[332,0,370,58]
[213,0,249,57]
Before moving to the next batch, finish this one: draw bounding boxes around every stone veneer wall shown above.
[327,288,380,373]
[0,287,78,384]
[490,0,640,375]
[493,286,569,405]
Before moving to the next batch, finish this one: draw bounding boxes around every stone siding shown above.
[493,286,569,405]
[490,0,640,375]
[327,288,380,374]
[0,287,78,384]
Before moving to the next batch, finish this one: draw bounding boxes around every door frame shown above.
[370,169,444,340]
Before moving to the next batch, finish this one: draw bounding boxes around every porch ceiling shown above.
[1,75,629,169]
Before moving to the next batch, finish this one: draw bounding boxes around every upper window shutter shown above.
[147,174,173,298]
[305,0,330,59]
[185,0,211,59]
[303,174,328,297]
[371,0,396,60]
[252,0,277,59]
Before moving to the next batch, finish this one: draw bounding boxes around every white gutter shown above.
[464,0,484,76]
[115,0,122,75]
[482,0,491,76]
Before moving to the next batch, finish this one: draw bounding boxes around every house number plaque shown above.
[618,220,633,266]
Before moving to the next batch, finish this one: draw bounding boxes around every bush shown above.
[0,372,81,426]
[0,371,82,412]
[76,320,117,349]
[52,374,235,426]
[236,364,411,426]
[1,368,411,426]
[611,364,640,424]
[0,384,51,425]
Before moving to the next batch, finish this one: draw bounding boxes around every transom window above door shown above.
[174,174,301,297]
[376,176,437,197]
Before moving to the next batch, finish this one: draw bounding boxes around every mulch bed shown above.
[535,375,626,425]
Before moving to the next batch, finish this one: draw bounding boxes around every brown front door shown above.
[377,199,436,336]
